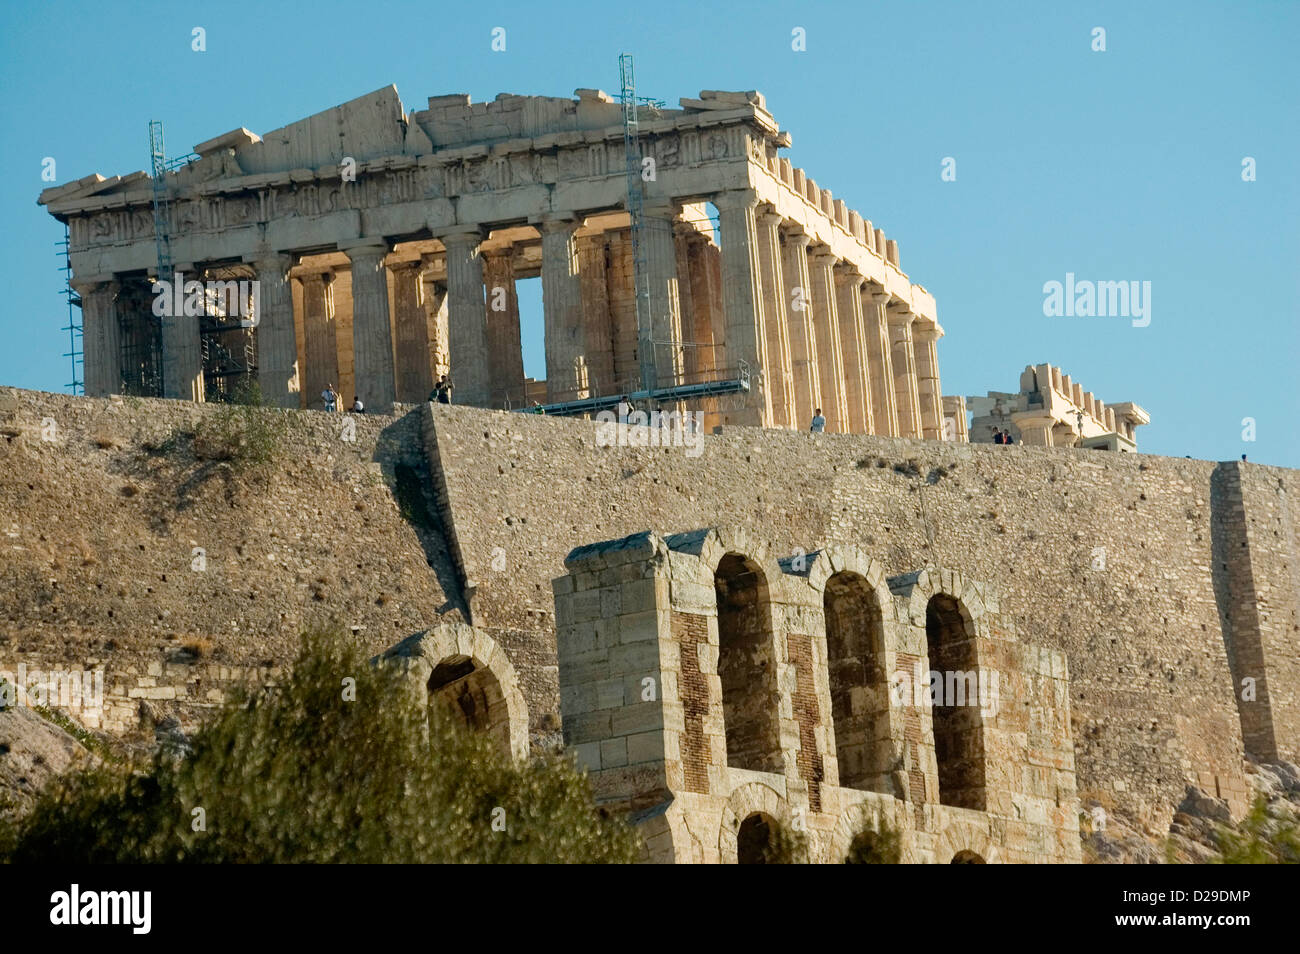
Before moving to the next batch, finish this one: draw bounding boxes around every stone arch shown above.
[714,549,783,774]
[670,526,787,777]
[808,547,893,794]
[828,796,913,864]
[736,812,781,864]
[889,568,992,810]
[924,592,986,809]
[377,622,529,761]
[933,814,1001,864]
[718,780,790,864]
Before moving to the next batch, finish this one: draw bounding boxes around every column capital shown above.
[808,244,837,269]
[913,321,941,343]
[339,239,391,262]
[69,275,118,295]
[537,213,583,233]
[785,228,812,250]
[479,244,514,259]
[435,228,485,249]
[246,251,293,273]
[756,205,784,230]
[865,285,891,307]
[672,218,698,238]
[711,189,760,212]
[886,305,915,328]
[835,264,865,288]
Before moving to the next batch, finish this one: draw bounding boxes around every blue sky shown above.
[1,0,1295,464]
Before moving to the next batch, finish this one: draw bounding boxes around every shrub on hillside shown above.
[1213,795,1300,864]
[1,632,639,864]
[192,401,283,468]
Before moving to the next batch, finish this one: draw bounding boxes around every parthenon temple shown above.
[39,85,957,437]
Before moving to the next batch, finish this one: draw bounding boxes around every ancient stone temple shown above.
[39,85,955,436]
[968,363,1150,450]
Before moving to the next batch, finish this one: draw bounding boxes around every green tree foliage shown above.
[1,632,639,863]
[844,816,903,864]
[1213,794,1300,864]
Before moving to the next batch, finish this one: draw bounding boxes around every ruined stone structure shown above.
[10,82,1290,865]
[39,86,959,437]
[554,529,1079,863]
[969,363,1149,451]
[3,389,1296,863]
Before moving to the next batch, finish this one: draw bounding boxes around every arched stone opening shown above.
[950,849,986,864]
[715,552,782,774]
[925,594,986,809]
[736,812,778,864]
[824,571,889,793]
[427,654,511,756]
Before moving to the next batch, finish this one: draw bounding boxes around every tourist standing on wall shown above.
[810,408,826,433]
[322,384,338,412]
[429,375,452,405]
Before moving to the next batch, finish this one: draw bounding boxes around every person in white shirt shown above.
[350,396,365,414]
[810,408,826,433]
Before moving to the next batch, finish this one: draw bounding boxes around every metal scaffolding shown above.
[56,225,82,394]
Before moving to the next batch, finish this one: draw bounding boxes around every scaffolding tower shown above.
[57,225,82,394]
[619,53,655,394]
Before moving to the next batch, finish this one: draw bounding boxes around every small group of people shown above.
[992,428,1016,445]
[320,384,364,414]
[427,375,453,405]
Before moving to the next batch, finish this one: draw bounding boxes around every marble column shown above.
[391,260,434,404]
[342,242,396,412]
[714,190,771,426]
[756,208,796,429]
[781,230,820,429]
[641,204,685,390]
[249,253,298,408]
[73,278,122,397]
[300,269,339,410]
[440,230,491,407]
[540,217,585,402]
[1011,411,1055,446]
[420,257,450,382]
[913,322,944,440]
[481,247,527,408]
[809,246,847,432]
[942,395,969,443]
[576,233,615,396]
[887,305,923,439]
[864,286,900,437]
[161,265,204,402]
[835,267,873,434]
[684,232,724,377]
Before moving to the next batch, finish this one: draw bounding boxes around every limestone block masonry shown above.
[0,390,1295,860]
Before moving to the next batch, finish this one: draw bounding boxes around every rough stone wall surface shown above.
[0,389,461,736]
[1,390,1295,834]
[1220,462,1300,763]
[423,402,1295,825]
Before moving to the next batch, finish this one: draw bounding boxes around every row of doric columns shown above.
[71,190,945,438]
[730,192,944,438]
